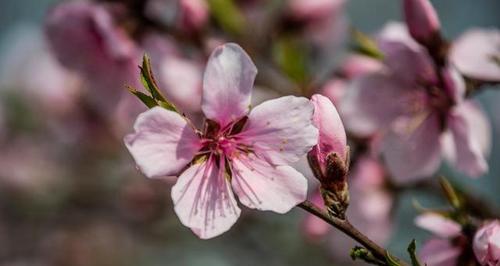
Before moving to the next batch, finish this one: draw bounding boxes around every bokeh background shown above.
[0,0,499,265]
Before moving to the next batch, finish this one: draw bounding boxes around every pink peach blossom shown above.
[416,213,463,266]
[125,43,318,239]
[341,23,491,182]
[450,29,500,82]
[45,1,140,112]
[473,220,500,266]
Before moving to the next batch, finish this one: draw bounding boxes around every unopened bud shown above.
[403,0,441,45]
[308,94,349,218]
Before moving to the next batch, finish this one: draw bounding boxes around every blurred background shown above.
[0,0,499,265]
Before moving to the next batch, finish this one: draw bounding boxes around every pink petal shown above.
[310,94,347,161]
[415,213,462,238]
[419,238,461,266]
[178,0,209,32]
[171,159,241,239]
[377,22,421,51]
[445,101,490,177]
[451,29,500,82]
[237,96,318,165]
[202,43,257,127]
[159,57,203,113]
[341,73,422,136]
[403,0,441,44]
[341,55,383,78]
[382,113,442,183]
[124,107,202,178]
[378,40,437,84]
[288,0,345,21]
[231,153,308,213]
[320,78,347,106]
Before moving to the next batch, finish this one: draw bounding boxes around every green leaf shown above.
[273,37,308,84]
[135,54,179,112]
[351,29,384,60]
[407,239,423,266]
[385,252,402,266]
[208,0,246,35]
[350,246,385,265]
[438,176,461,209]
[158,101,178,112]
[127,86,158,108]
[140,54,166,102]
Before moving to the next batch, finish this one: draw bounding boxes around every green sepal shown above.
[140,54,167,102]
[127,86,158,108]
[438,176,462,210]
[407,239,423,266]
[385,252,402,266]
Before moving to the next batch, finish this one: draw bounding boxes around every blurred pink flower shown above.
[473,220,500,266]
[0,26,82,116]
[403,0,440,45]
[146,0,208,33]
[320,55,382,107]
[142,34,203,114]
[45,1,140,113]
[288,0,345,22]
[125,43,317,239]
[415,213,463,266]
[341,23,491,182]
[450,29,500,82]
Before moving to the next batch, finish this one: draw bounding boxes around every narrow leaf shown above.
[140,54,167,102]
[127,86,158,108]
[351,29,384,60]
[438,176,461,209]
[407,239,422,266]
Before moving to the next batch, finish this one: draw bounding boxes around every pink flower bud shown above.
[403,0,441,44]
[309,94,348,174]
[473,220,500,266]
[308,94,349,218]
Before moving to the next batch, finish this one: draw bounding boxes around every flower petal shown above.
[451,28,500,82]
[124,107,201,178]
[419,238,461,266]
[201,43,257,127]
[237,96,318,165]
[382,113,442,183]
[230,153,307,214]
[341,73,423,136]
[415,213,462,238]
[310,94,347,161]
[445,101,490,177]
[171,159,241,239]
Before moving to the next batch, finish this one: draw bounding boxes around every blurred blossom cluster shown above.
[0,0,499,265]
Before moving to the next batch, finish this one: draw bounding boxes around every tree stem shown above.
[298,200,407,266]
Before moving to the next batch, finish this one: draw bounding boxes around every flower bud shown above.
[473,220,500,266]
[308,94,349,218]
[403,0,441,45]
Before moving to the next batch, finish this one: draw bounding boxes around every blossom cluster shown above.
[0,0,498,265]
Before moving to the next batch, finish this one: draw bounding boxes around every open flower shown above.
[125,43,318,239]
[341,23,491,182]
[415,213,464,266]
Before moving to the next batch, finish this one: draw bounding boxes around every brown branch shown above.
[298,200,408,266]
